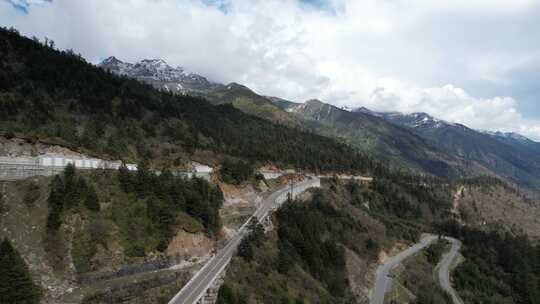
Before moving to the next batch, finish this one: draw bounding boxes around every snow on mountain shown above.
[98,56,220,94]
[354,107,384,117]
[396,112,455,129]
[353,107,454,129]
[482,130,535,144]
[371,109,536,143]
[353,106,537,144]
[340,105,354,112]
[100,56,133,75]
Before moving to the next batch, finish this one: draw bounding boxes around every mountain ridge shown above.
[276,98,485,178]
[358,108,540,192]
[354,107,537,143]
[99,56,538,146]
[98,56,221,94]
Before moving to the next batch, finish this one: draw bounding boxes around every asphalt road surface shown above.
[168,177,320,304]
[369,234,437,304]
[437,237,464,304]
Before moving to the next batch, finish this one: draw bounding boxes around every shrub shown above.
[220,158,254,185]
[23,182,40,207]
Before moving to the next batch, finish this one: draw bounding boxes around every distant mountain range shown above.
[357,107,538,145]
[276,99,481,177]
[353,108,540,192]
[97,57,540,193]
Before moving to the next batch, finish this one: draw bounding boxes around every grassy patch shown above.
[385,279,415,304]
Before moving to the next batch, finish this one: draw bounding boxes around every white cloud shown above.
[368,80,540,140]
[1,0,540,140]
[407,0,538,15]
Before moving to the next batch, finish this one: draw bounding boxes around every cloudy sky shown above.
[2,0,540,139]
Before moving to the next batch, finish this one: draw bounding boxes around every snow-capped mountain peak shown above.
[101,56,122,65]
[98,56,220,94]
[385,112,455,129]
[99,56,133,75]
[354,106,537,144]
[140,58,167,65]
[506,132,532,142]
[353,107,452,129]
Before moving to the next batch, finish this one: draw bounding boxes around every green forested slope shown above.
[0,27,374,173]
[382,113,540,193]
[217,176,455,303]
[43,164,223,268]
[441,222,540,304]
[283,99,482,178]
[0,163,223,302]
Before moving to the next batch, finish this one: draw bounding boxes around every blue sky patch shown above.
[6,0,52,14]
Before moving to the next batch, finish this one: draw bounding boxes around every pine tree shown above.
[84,185,100,212]
[0,191,7,214]
[117,164,134,192]
[0,238,41,304]
[63,163,76,183]
[47,175,65,230]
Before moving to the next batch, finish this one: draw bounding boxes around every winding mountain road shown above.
[370,234,437,304]
[437,237,464,304]
[168,177,320,304]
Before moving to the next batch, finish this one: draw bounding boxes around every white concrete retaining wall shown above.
[0,154,137,181]
[260,171,284,180]
[0,155,215,181]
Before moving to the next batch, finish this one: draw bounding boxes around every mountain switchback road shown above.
[369,234,437,304]
[168,177,320,304]
[437,237,464,304]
